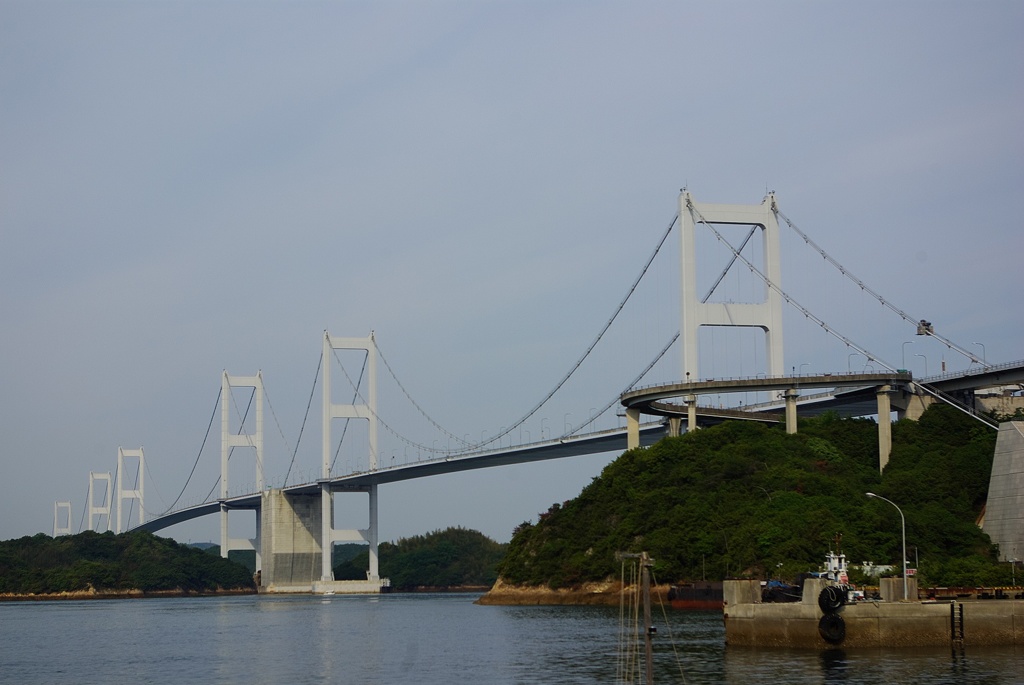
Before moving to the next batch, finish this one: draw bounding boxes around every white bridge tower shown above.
[220,371,264,569]
[321,331,380,583]
[53,501,72,537]
[88,471,112,532]
[116,447,145,533]
[679,190,785,379]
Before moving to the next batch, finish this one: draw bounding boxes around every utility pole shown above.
[641,551,654,685]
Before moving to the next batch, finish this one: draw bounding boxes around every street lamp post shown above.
[867,492,908,600]
[973,342,986,365]
[902,341,913,369]
[914,353,928,377]
[848,353,864,373]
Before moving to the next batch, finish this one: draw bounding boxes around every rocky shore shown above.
[475,578,673,606]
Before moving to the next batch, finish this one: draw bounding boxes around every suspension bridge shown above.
[52,190,1024,593]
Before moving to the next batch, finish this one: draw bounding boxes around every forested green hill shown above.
[498,406,1010,589]
[0,530,255,595]
[334,526,507,589]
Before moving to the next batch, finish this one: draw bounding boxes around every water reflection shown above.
[1,597,1021,684]
[819,648,848,682]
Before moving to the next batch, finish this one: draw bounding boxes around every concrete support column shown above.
[784,388,799,434]
[367,483,379,580]
[877,385,893,472]
[626,408,640,450]
[667,417,682,437]
[685,394,698,433]
[220,503,229,559]
[321,483,334,581]
[254,506,262,572]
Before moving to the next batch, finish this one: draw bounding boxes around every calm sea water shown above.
[1,593,1021,684]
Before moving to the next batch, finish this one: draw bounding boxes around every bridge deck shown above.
[137,423,668,533]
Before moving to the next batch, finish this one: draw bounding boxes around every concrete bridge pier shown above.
[685,394,698,433]
[877,385,893,472]
[784,388,799,434]
[667,417,682,437]
[255,486,384,594]
[626,408,640,449]
[260,489,323,592]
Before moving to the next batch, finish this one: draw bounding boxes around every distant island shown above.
[334,526,507,591]
[483,405,1015,604]
[0,525,509,599]
[0,530,255,599]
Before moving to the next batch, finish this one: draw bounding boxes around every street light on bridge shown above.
[902,341,913,369]
[848,352,865,373]
[914,353,928,377]
[973,342,987,365]
[866,492,908,600]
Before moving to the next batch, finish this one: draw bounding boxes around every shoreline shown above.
[0,587,256,602]
[475,578,673,606]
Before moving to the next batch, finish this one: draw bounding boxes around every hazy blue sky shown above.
[2,1,1021,545]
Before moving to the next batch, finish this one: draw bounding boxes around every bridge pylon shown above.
[53,501,72,537]
[88,471,112,532]
[220,371,264,569]
[320,331,379,584]
[679,190,785,380]
[116,447,145,533]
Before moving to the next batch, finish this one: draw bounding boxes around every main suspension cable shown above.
[329,346,446,457]
[76,484,89,534]
[563,332,679,437]
[344,213,681,455]
[164,389,221,513]
[283,351,322,486]
[263,380,294,475]
[688,199,891,371]
[487,213,680,446]
[775,209,986,367]
[201,388,254,502]
[374,340,471,448]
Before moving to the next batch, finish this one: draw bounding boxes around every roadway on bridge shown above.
[137,422,669,533]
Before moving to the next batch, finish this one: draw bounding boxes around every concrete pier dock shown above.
[724,579,1024,648]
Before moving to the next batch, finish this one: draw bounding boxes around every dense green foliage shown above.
[200,546,257,574]
[334,527,507,589]
[498,406,1011,589]
[0,531,255,594]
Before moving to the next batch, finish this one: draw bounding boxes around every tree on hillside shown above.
[498,406,1005,588]
[334,527,506,589]
[0,531,255,594]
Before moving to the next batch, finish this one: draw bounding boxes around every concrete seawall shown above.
[724,579,1024,648]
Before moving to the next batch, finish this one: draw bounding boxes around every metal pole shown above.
[642,551,653,685]
[867,492,908,600]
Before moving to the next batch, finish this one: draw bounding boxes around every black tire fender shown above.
[818,612,846,644]
[817,585,845,613]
